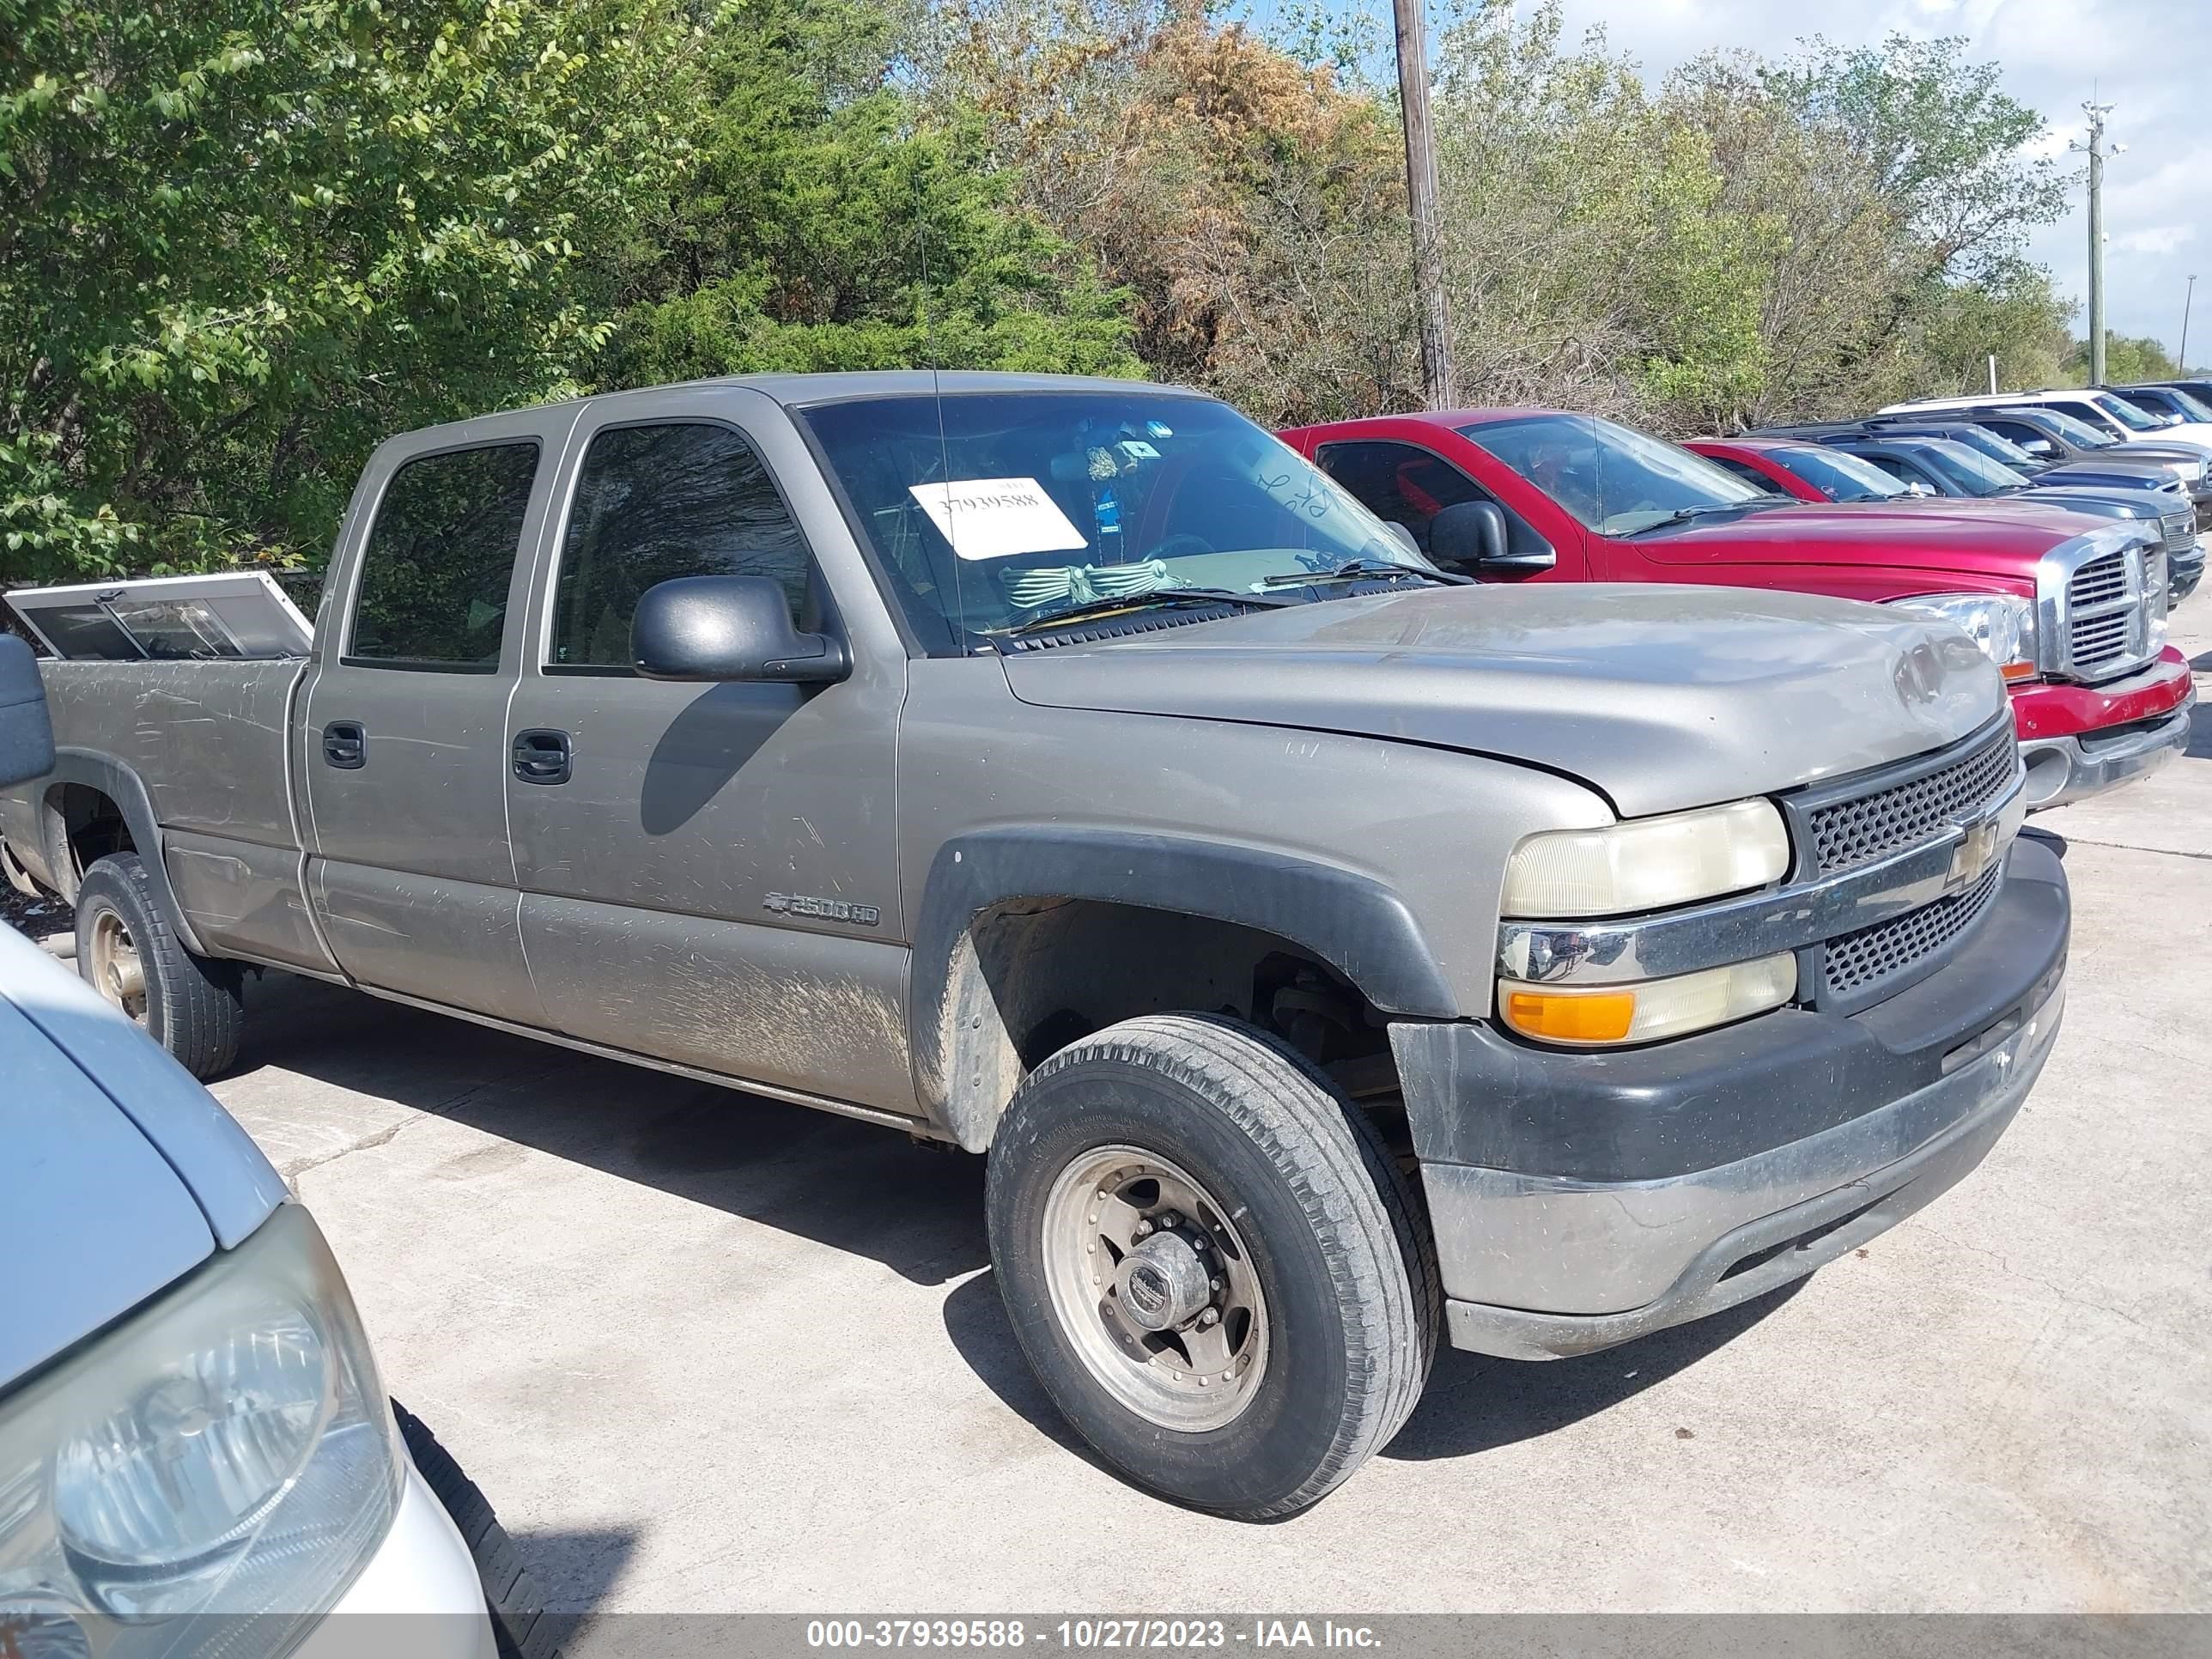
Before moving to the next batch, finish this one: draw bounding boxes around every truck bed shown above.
[7,659,335,973]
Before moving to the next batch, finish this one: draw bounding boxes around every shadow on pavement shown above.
[939,1262,1804,1472]
[1382,1279,1804,1461]
[514,1525,641,1617]
[238,972,988,1286]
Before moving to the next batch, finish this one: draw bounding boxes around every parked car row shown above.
[1288,391,2199,811]
[3,369,2100,1528]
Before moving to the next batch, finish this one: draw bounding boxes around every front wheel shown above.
[986,1015,1437,1519]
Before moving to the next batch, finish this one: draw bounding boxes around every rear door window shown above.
[549,422,813,671]
[348,443,540,670]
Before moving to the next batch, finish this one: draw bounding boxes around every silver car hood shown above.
[1002,585,2002,817]
[0,925,285,1384]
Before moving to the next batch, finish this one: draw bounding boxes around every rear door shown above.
[498,387,913,1113]
[297,411,574,1023]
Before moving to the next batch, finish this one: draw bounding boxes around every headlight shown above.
[1500,798,1790,919]
[1887,592,2038,681]
[0,1205,398,1654]
[1500,953,1798,1046]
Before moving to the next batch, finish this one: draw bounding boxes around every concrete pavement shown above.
[200,599,2212,1618]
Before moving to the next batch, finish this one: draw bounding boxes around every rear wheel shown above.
[986,1014,1437,1519]
[73,852,242,1079]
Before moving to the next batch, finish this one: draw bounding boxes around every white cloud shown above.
[2112,226,2194,256]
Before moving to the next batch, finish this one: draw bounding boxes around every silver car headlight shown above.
[0,1205,399,1655]
[1887,592,2038,682]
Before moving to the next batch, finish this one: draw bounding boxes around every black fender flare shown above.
[907,826,1456,1147]
[39,748,209,957]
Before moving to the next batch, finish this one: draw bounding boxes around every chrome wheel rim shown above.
[1041,1146,1269,1431]
[87,908,148,1025]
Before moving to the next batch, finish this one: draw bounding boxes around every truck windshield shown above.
[1775,447,1909,501]
[1915,441,2031,495]
[1938,427,2040,467]
[1460,414,1767,535]
[798,391,1424,651]
[2035,409,2118,449]
[2085,392,2162,432]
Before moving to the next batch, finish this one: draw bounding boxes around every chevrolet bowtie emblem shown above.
[1950,817,2002,888]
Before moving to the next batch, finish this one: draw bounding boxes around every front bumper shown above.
[2009,648,2196,808]
[1393,838,2068,1361]
[295,1463,496,1659]
[2018,688,2194,808]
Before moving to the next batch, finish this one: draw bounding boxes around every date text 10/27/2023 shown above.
[806,1623,1382,1650]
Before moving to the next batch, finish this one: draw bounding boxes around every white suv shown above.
[1881,389,2212,459]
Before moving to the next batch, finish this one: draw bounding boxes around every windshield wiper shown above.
[1620,501,1771,536]
[1255,557,1473,588]
[1005,587,1298,635]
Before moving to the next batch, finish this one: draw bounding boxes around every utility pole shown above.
[2073,101,2116,386]
[1394,0,1455,409]
[2182,275,2198,373]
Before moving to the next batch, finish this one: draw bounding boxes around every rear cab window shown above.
[346,443,541,671]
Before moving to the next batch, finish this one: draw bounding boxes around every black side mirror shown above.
[632,575,849,684]
[0,635,55,789]
[1428,500,1557,577]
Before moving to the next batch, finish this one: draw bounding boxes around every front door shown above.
[500,392,911,1112]
[1310,438,1585,579]
[298,417,568,1024]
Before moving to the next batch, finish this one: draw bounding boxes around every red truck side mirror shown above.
[1430,501,1556,578]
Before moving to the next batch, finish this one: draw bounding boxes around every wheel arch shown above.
[908,828,1455,1152]
[38,749,207,955]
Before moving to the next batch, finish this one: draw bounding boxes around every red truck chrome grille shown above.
[2058,542,2164,683]
[1806,726,2018,876]
[1823,865,2002,997]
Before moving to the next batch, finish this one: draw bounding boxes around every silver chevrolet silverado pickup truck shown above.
[2,373,2070,1519]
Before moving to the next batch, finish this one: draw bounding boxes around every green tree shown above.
[1760,33,2069,284]
[1,0,685,583]
[600,0,1138,386]
[2064,331,2180,386]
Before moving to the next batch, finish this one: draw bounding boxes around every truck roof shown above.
[385,371,1206,448]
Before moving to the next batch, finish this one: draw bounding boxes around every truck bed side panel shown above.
[34,659,335,973]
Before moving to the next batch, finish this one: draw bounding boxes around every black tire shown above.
[986,1014,1439,1520]
[394,1401,560,1659]
[73,852,242,1079]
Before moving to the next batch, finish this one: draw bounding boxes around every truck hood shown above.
[0,925,285,1385]
[1635,500,2105,579]
[1002,585,2002,817]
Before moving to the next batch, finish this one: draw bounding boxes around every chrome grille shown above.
[1806,726,2018,875]
[1824,866,2002,997]
[2159,508,2195,555]
[2056,539,2159,684]
[2069,550,2127,609]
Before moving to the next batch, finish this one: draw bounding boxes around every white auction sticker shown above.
[908,477,1089,562]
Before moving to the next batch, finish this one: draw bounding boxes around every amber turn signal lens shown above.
[1503,988,1637,1044]
[2000,660,2037,682]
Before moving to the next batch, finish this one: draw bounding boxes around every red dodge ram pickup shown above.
[1284,409,2195,809]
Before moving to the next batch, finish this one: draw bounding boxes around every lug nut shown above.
[1158,1211,1181,1230]
[1210,1276,1224,1291]
[1197,1307,1221,1328]
[1133,1218,1153,1238]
